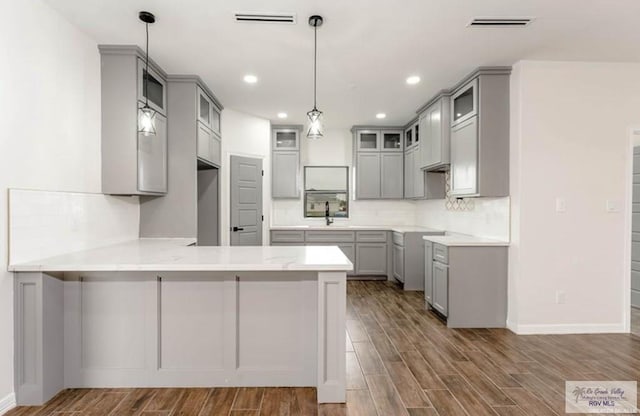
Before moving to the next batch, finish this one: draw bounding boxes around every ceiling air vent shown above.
[468,17,534,27]
[234,12,296,24]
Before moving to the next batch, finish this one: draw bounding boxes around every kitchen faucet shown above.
[325,201,334,226]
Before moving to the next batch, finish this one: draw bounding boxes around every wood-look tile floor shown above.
[8,281,640,416]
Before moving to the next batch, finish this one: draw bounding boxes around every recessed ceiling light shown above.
[277,112,288,119]
[376,113,386,119]
[243,74,258,84]
[406,76,421,85]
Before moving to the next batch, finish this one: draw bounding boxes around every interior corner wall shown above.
[0,0,102,406]
[508,60,640,334]
[219,109,272,246]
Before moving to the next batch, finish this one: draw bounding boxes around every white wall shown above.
[0,0,103,406]
[220,109,272,245]
[508,60,640,334]
[271,128,417,226]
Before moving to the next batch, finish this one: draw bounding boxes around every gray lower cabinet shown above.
[423,240,508,328]
[424,240,433,306]
[272,126,302,199]
[432,261,449,316]
[393,244,404,282]
[100,45,169,196]
[270,229,388,277]
[356,243,387,275]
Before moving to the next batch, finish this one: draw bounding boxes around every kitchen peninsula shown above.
[9,240,351,406]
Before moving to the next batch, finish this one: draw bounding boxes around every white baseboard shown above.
[508,322,627,335]
[0,393,16,416]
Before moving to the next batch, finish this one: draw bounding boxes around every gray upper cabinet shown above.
[138,114,168,193]
[356,130,380,152]
[139,74,224,239]
[99,45,168,196]
[419,96,451,170]
[356,153,381,199]
[272,125,301,199]
[448,68,510,197]
[353,127,404,200]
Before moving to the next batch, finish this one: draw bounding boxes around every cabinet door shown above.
[424,241,433,305]
[272,151,299,198]
[273,129,299,151]
[197,123,213,163]
[381,131,402,152]
[137,59,166,116]
[211,109,221,135]
[418,112,430,169]
[404,149,414,199]
[356,153,381,199]
[138,113,167,193]
[357,130,380,152]
[432,262,449,316]
[381,153,403,199]
[356,243,387,275]
[404,127,413,149]
[450,116,478,196]
[413,145,425,199]
[393,244,404,282]
[210,134,221,167]
[198,88,213,129]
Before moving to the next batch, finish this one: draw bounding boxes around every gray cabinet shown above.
[424,240,433,306]
[197,123,221,168]
[197,87,221,135]
[139,75,223,240]
[403,131,445,200]
[272,126,302,199]
[99,45,168,195]
[138,114,168,193]
[356,243,387,275]
[404,149,414,198]
[432,262,449,316]
[419,96,451,171]
[356,153,381,199]
[270,229,389,277]
[448,69,510,197]
[353,127,404,200]
[392,244,404,282]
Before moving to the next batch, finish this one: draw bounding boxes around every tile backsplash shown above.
[9,189,139,264]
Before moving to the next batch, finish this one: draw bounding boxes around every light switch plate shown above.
[555,198,567,213]
[606,200,620,213]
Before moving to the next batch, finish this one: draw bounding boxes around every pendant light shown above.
[138,11,157,136]
[306,15,324,139]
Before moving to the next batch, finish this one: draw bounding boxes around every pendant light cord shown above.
[313,23,317,110]
[144,21,150,107]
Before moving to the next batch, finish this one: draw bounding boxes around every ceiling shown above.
[45,0,640,128]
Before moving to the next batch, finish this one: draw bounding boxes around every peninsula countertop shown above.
[422,234,510,247]
[8,238,354,272]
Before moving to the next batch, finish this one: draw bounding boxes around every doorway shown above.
[230,155,263,246]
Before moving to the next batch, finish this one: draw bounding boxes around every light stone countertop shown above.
[270,225,445,233]
[8,238,353,272]
[423,233,509,247]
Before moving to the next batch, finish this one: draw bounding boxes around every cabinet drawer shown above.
[433,243,448,264]
[356,230,387,243]
[305,231,355,243]
[270,230,305,243]
[392,232,404,246]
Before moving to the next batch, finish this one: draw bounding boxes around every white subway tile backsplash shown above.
[9,189,140,264]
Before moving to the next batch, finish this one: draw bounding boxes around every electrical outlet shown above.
[556,290,566,304]
[555,198,566,213]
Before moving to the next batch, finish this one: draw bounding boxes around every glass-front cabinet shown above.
[382,131,402,151]
[137,59,166,116]
[452,78,478,126]
[272,128,299,150]
[357,130,380,152]
[405,126,413,148]
[197,87,222,135]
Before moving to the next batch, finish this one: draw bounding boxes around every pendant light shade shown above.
[306,15,324,139]
[137,11,157,136]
